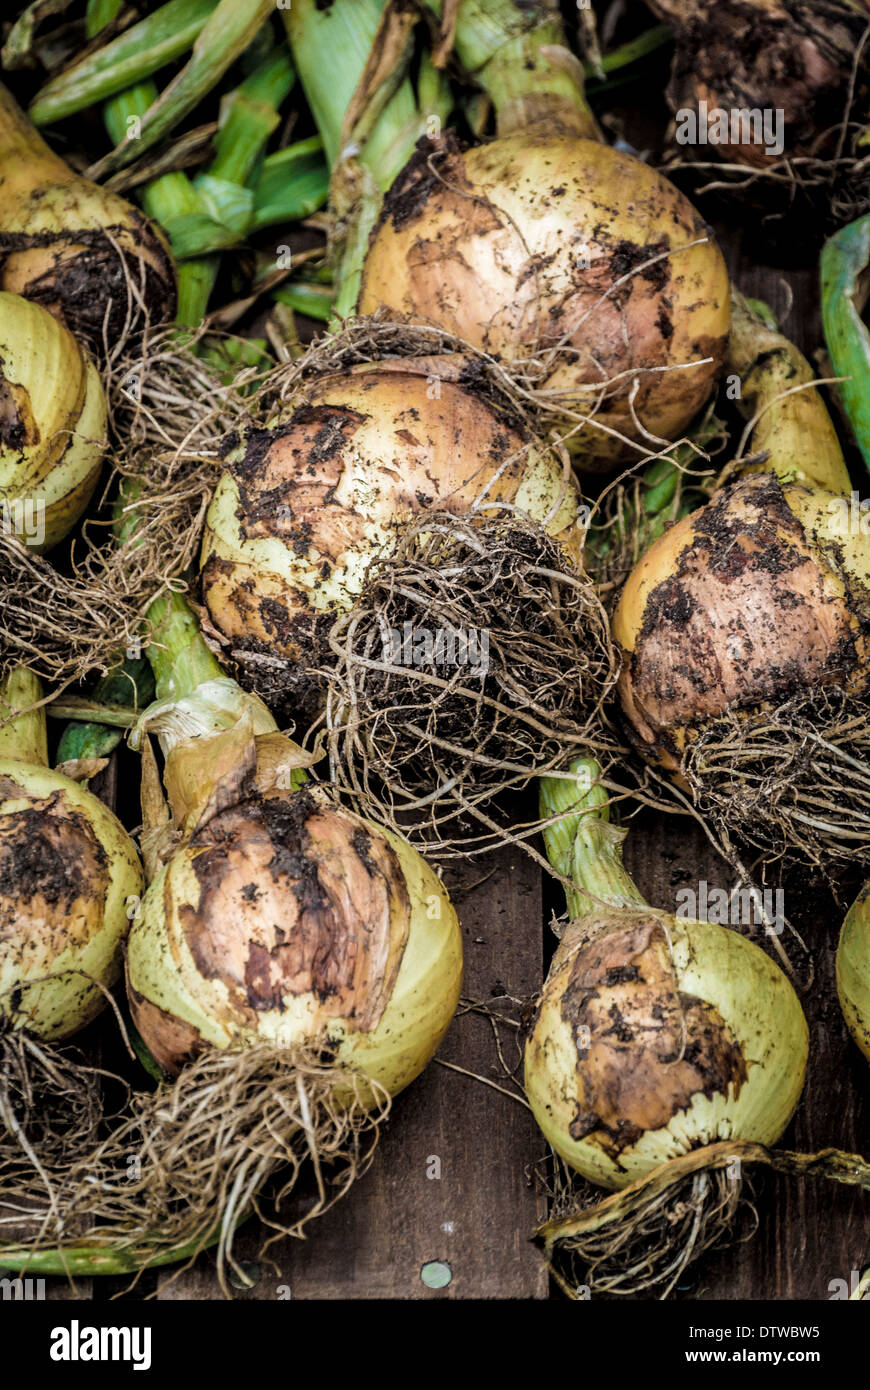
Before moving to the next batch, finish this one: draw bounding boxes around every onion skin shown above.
[0,761,143,1040]
[613,474,870,769]
[0,85,175,349]
[126,787,462,1099]
[200,365,581,659]
[525,908,807,1188]
[0,291,107,552]
[837,887,870,1063]
[358,134,730,468]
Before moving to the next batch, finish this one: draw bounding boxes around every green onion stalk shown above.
[821,213,870,478]
[55,657,155,769]
[35,0,278,179]
[85,0,312,327]
[355,0,730,470]
[283,0,453,318]
[523,758,870,1298]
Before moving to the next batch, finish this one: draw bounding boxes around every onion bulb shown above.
[837,887,870,1063]
[613,292,870,867]
[126,588,462,1095]
[127,779,462,1097]
[524,759,808,1189]
[0,84,175,351]
[0,666,143,1041]
[199,362,582,704]
[0,291,107,552]
[357,2,729,468]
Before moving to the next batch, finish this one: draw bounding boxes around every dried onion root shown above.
[538,1141,870,1300]
[0,323,256,690]
[320,507,619,853]
[0,1043,389,1295]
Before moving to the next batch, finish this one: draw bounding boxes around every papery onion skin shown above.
[0,86,175,350]
[199,365,581,662]
[126,787,462,1100]
[837,887,870,1063]
[358,135,730,468]
[612,474,870,770]
[525,908,808,1188]
[0,762,143,1040]
[0,291,107,553]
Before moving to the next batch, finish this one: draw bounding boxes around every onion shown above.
[837,887,870,1064]
[524,759,808,1190]
[0,667,143,1042]
[0,291,107,552]
[612,292,870,868]
[123,591,461,1092]
[127,777,462,1094]
[357,1,730,467]
[199,360,582,712]
[0,84,175,351]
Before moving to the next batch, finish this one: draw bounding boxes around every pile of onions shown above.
[0,84,175,351]
[838,888,870,1064]
[612,291,870,869]
[356,0,730,467]
[0,665,142,1043]
[0,291,107,553]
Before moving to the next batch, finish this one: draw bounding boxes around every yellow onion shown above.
[199,363,581,673]
[358,134,729,468]
[0,84,175,351]
[126,771,462,1099]
[0,667,143,1041]
[837,887,870,1063]
[123,593,462,1092]
[613,472,870,770]
[611,293,870,867]
[0,291,107,552]
[524,759,808,1189]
